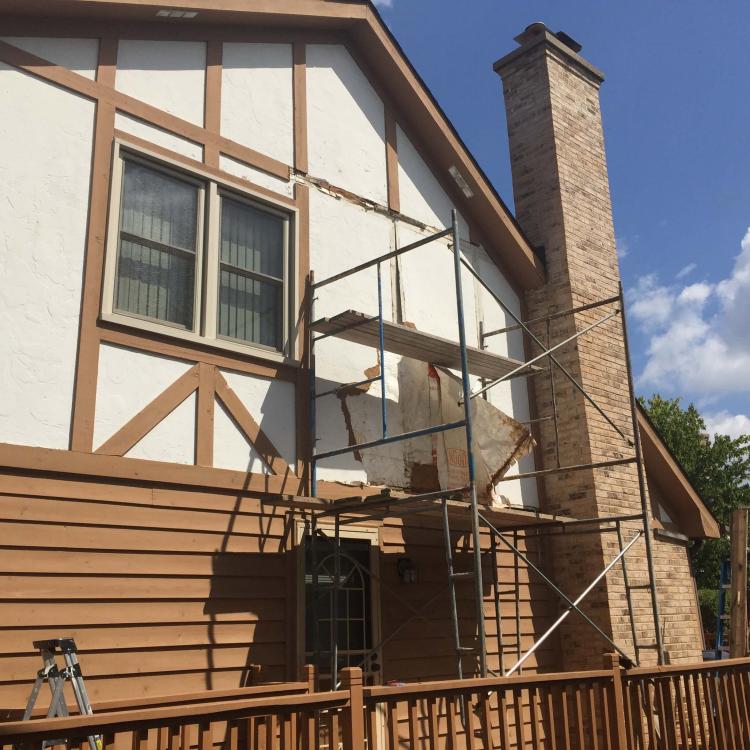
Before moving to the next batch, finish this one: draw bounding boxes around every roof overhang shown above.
[638,405,720,540]
[0,0,545,290]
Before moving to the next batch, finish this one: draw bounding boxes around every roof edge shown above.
[638,405,720,540]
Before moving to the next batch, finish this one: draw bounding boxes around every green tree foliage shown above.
[639,394,750,591]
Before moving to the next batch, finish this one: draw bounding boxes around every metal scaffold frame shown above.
[304,210,664,689]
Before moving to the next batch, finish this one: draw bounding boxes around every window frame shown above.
[102,140,297,363]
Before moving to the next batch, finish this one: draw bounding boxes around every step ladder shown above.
[22,639,100,750]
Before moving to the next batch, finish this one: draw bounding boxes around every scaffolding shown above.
[304,210,664,689]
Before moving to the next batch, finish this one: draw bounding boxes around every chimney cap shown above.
[514,23,583,54]
[495,22,603,83]
[513,22,547,45]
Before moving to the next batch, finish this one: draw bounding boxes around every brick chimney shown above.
[495,24,656,670]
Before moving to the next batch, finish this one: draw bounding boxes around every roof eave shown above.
[638,406,720,540]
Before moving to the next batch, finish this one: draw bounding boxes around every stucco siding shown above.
[0,36,98,79]
[115,40,206,126]
[0,63,94,450]
[306,44,388,204]
[115,112,204,162]
[221,43,294,166]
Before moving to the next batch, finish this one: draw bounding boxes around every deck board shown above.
[311,310,539,380]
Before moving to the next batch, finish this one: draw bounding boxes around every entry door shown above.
[303,533,381,689]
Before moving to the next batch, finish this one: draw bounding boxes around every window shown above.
[115,160,200,329]
[103,144,293,358]
[218,195,285,350]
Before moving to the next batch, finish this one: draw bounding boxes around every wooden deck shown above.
[311,310,540,380]
[3,657,749,749]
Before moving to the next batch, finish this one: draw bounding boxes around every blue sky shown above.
[373,0,750,439]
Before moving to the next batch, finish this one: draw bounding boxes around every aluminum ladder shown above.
[22,639,101,750]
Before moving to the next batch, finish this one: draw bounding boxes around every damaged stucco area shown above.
[337,357,534,507]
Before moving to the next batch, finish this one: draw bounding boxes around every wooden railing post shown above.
[304,664,317,693]
[302,665,318,750]
[730,507,748,658]
[341,667,364,750]
[605,653,629,750]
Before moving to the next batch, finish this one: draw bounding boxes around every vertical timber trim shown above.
[730,508,749,658]
[204,39,222,168]
[196,363,216,467]
[295,182,311,490]
[70,36,118,452]
[292,41,308,174]
[384,106,399,213]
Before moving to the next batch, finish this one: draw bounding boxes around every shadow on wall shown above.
[377,521,561,683]
[202,401,298,690]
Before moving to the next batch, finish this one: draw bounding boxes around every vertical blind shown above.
[115,160,199,329]
[218,196,285,349]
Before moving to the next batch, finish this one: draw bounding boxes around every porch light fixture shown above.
[156,9,198,18]
[396,557,417,585]
[449,165,474,199]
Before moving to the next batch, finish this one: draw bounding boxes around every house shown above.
[0,0,719,709]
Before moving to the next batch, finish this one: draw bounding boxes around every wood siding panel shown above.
[0,475,296,709]
[0,472,559,711]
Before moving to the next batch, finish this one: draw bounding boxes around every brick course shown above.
[495,29,704,670]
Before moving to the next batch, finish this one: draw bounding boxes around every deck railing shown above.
[2,657,749,749]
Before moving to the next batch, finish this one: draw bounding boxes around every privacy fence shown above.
[2,656,749,750]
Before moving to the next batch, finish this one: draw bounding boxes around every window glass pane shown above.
[117,239,195,328]
[220,198,284,279]
[115,160,199,329]
[218,269,281,348]
[218,197,285,349]
[121,160,198,250]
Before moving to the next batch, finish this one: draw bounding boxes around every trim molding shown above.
[384,105,399,213]
[0,39,290,181]
[112,129,295,207]
[195,363,216,467]
[69,36,118,452]
[292,41,308,174]
[95,365,201,456]
[204,39,222,168]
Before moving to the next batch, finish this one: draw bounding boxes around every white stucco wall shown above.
[221,43,294,166]
[397,125,456,230]
[216,370,296,473]
[93,344,194,452]
[116,40,206,125]
[0,64,94,450]
[309,189,398,485]
[115,112,204,162]
[307,45,387,204]
[470,246,539,507]
[1,37,99,79]
[126,393,196,465]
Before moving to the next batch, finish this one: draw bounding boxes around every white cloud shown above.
[372,0,393,6]
[628,227,750,396]
[616,236,629,259]
[704,411,750,439]
[676,262,696,279]
[628,274,675,330]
